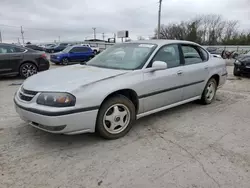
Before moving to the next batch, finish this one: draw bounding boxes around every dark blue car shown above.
[45,43,68,53]
[50,46,95,65]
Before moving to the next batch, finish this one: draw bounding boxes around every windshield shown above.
[87,43,157,70]
[62,46,72,53]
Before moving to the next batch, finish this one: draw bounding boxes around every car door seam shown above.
[138,80,204,99]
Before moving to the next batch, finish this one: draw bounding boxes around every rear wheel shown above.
[233,66,241,76]
[19,62,38,78]
[61,58,69,65]
[96,95,135,139]
[201,78,217,105]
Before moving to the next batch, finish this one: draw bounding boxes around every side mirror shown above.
[151,61,167,71]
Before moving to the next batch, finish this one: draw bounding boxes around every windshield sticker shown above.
[138,44,155,48]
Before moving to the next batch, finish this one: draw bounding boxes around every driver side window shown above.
[151,44,180,68]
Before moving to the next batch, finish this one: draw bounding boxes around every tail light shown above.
[41,53,47,59]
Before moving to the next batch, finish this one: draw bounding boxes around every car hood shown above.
[22,65,129,92]
[52,52,65,56]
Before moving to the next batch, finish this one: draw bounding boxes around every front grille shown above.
[19,87,38,102]
[22,88,38,95]
[246,62,250,67]
[19,92,33,101]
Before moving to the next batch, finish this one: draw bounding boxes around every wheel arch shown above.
[209,74,220,86]
[19,60,38,71]
[100,89,139,114]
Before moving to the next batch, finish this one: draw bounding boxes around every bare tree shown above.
[224,20,239,41]
[153,14,243,45]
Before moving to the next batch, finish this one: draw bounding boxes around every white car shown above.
[14,40,227,139]
[80,44,100,54]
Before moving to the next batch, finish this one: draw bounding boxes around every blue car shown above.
[50,46,95,65]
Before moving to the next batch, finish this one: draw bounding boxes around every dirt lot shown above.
[0,65,250,188]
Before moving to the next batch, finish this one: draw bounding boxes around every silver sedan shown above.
[14,40,227,139]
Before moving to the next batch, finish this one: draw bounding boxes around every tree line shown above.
[153,14,250,45]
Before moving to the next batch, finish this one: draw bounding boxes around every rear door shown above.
[180,44,210,100]
[8,46,25,72]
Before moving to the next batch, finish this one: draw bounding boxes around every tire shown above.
[233,66,241,76]
[200,78,217,105]
[61,58,69,65]
[88,56,94,61]
[96,95,136,139]
[19,62,38,78]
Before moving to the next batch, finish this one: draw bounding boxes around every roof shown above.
[128,39,198,46]
[71,45,90,48]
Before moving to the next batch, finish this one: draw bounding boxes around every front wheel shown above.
[96,95,135,139]
[61,58,69,65]
[19,62,38,78]
[200,78,217,105]
[233,66,241,76]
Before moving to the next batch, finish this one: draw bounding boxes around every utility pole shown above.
[92,27,96,40]
[21,26,25,45]
[102,33,105,41]
[157,0,162,39]
[17,37,20,45]
[0,31,2,43]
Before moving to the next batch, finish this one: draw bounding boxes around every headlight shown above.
[37,92,76,107]
[235,60,241,65]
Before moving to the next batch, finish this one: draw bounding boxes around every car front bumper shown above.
[50,58,61,63]
[234,64,250,74]
[38,58,50,71]
[14,98,98,135]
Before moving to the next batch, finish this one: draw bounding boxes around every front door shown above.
[0,45,11,74]
[69,47,89,61]
[180,45,210,100]
[140,44,184,112]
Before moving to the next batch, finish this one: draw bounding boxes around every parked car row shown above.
[24,42,101,54]
[0,42,97,78]
[50,45,95,65]
[0,43,50,78]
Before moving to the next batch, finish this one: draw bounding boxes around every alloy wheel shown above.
[21,63,37,78]
[62,58,69,65]
[103,104,131,134]
[206,81,216,101]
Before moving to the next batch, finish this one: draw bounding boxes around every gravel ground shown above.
[0,65,250,188]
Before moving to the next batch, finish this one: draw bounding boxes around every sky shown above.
[0,0,249,43]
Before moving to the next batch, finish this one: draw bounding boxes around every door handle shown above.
[177,70,183,75]
[205,66,208,70]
